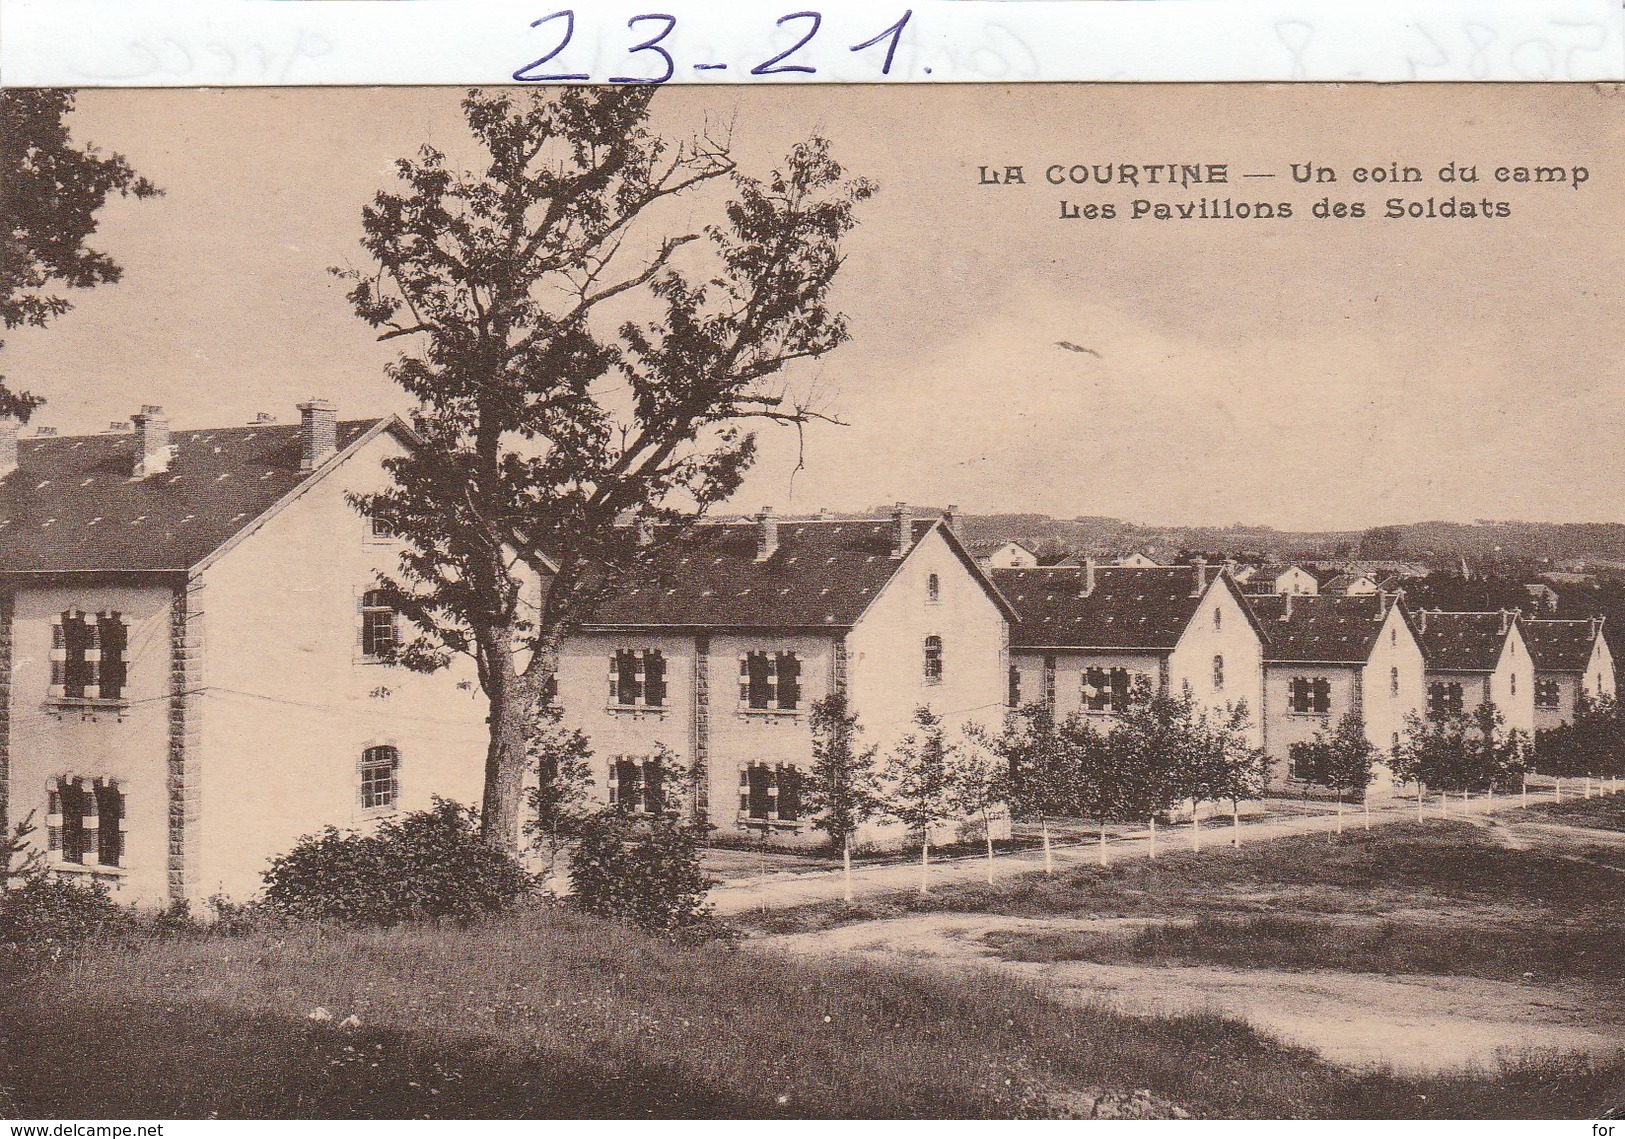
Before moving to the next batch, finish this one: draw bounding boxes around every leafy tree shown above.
[953,721,1013,885]
[1,90,160,419]
[988,701,1081,873]
[1395,703,1525,798]
[1536,693,1625,780]
[336,87,875,850]
[523,708,596,880]
[881,706,960,894]
[803,693,882,902]
[1291,710,1375,831]
[1102,680,1204,851]
[1196,699,1269,845]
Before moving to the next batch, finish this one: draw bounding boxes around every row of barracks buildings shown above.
[0,404,1614,907]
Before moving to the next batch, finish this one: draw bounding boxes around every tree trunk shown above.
[1232,801,1241,847]
[843,837,853,904]
[985,823,995,886]
[919,834,930,895]
[1191,810,1201,853]
[1099,822,1108,867]
[1043,819,1053,875]
[1416,780,1424,822]
[480,675,539,852]
[1148,816,1156,860]
[1335,791,1343,836]
[1363,797,1370,830]
[1522,771,1528,808]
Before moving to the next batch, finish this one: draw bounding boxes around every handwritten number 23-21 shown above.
[514,10,913,82]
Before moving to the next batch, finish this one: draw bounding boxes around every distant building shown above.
[967,538,1038,570]
[1114,551,1161,568]
[1238,563,1320,597]
[1412,609,1535,739]
[995,561,1266,747]
[1249,593,1425,795]
[1320,572,1380,596]
[1522,617,1616,730]
[1522,582,1560,614]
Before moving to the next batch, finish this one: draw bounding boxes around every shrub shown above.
[261,798,536,925]
[568,809,729,942]
[0,873,133,964]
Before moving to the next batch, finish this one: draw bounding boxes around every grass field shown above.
[745,820,1625,937]
[4,898,1622,1120]
[1523,793,1625,832]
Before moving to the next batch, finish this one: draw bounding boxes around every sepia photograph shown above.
[1,80,1623,1121]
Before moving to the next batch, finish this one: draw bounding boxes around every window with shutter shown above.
[776,765,803,822]
[644,650,667,707]
[746,763,774,819]
[47,776,124,868]
[924,636,944,684]
[776,652,800,709]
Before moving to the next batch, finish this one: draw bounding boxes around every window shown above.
[1212,654,1225,691]
[47,776,123,867]
[610,755,672,814]
[927,573,940,603]
[1428,681,1465,718]
[369,514,394,539]
[49,611,128,701]
[1082,666,1131,713]
[1008,665,1022,709]
[740,762,804,823]
[360,591,397,659]
[1535,678,1561,708]
[610,649,667,708]
[1391,628,1397,647]
[1287,743,1315,781]
[1288,676,1331,714]
[1510,673,1517,697]
[1214,606,1222,632]
[924,636,944,685]
[1392,732,1401,756]
[360,745,399,811]
[1390,667,1400,697]
[740,651,801,711]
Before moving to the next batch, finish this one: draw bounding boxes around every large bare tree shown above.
[337,88,875,848]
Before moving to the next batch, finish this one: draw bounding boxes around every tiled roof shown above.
[1522,619,1604,673]
[1414,611,1515,672]
[1249,594,1390,664]
[0,420,384,574]
[577,518,1003,630]
[967,537,1025,557]
[992,565,1213,651]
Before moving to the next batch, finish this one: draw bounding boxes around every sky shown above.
[7,83,1625,531]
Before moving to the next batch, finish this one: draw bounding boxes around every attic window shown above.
[1214,607,1222,632]
[927,573,941,603]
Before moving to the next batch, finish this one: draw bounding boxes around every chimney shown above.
[131,405,172,478]
[252,411,276,425]
[1222,558,1237,579]
[1416,609,1428,634]
[755,506,779,562]
[1592,616,1605,639]
[1376,590,1390,619]
[943,503,965,539]
[891,502,912,559]
[636,514,656,547]
[1499,609,1512,636]
[1282,592,1294,621]
[297,398,338,471]
[1190,557,1207,597]
[815,507,831,521]
[0,418,16,480]
[106,421,129,433]
[34,426,55,437]
[1081,556,1096,597]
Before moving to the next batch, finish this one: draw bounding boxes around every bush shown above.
[568,809,729,942]
[0,873,133,964]
[261,798,536,926]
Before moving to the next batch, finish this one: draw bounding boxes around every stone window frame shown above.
[47,609,130,706]
[737,760,809,830]
[44,774,127,874]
